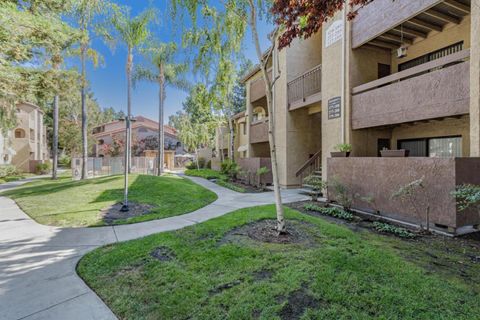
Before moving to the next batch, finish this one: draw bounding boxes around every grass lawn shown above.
[3,174,217,227]
[78,205,480,320]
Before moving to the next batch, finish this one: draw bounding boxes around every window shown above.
[399,42,464,72]
[398,136,462,158]
[14,129,25,139]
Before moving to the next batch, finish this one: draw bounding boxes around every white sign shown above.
[325,20,344,48]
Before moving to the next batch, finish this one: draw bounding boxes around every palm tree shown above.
[135,43,189,175]
[110,7,155,174]
[70,0,108,180]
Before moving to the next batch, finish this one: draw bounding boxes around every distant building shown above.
[91,116,183,170]
[0,102,49,172]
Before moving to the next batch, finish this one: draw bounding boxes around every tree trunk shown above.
[249,0,286,234]
[81,42,88,180]
[228,117,234,161]
[52,94,59,180]
[127,47,133,174]
[195,148,199,169]
[158,65,165,175]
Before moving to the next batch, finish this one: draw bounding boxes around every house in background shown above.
[92,116,182,170]
[0,102,49,172]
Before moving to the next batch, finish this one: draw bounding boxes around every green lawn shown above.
[3,174,217,227]
[78,205,480,320]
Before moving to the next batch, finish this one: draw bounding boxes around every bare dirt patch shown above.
[220,219,318,246]
[278,286,323,320]
[100,202,155,224]
[150,246,176,262]
[252,269,273,281]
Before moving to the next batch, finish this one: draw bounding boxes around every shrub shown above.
[184,169,224,180]
[216,179,246,193]
[256,166,270,189]
[59,154,71,167]
[197,157,206,169]
[220,159,240,181]
[329,178,353,209]
[0,164,19,178]
[334,143,352,152]
[373,222,415,239]
[35,162,51,174]
[304,204,354,221]
[453,184,480,211]
[206,160,212,169]
[185,161,198,170]
[303,175,326,201]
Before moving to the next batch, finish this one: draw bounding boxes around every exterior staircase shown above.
[295,150,323,198]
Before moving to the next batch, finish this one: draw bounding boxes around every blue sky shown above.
[77,0,273,122]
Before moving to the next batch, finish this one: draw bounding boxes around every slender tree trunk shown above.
[127,47,133,174]
[195,148,199,169]
[158,65,165,175]
[249,0,286,233]
[228,117,234,161]
[81,41,88,180]
[52,94,59,180]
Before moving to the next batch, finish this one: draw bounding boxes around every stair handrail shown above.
[295,150,322,177]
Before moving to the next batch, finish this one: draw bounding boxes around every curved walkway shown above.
[0,176,307,320]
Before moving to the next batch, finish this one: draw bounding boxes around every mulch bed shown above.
[100,202,155,225]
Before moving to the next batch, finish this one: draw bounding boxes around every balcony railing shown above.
[249,120,269,144]
[287,64,322,109]
[351,49,470,129]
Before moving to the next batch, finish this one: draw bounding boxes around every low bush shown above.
[216,179,246,193]
[206,160,212,169]
[197,157,206,169]
[184,169,225,180]
[220,159,240,181]
[35,162,51,175]
[59,154,71,167]
[185,161,198,170]
[304,204,354,221]
[0,164,19,178]
[373,222,415,239]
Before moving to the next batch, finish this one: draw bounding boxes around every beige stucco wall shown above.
[286,31,322,82]
[392,16,471,72]
[470,0,480,156]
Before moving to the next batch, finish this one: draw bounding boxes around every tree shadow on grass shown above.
[3,175,122,199]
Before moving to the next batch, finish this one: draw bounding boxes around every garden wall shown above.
[327,157,480,232]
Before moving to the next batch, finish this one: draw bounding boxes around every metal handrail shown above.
[288,64,322,105]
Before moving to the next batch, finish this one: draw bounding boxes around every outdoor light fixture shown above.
[118,115,137,212]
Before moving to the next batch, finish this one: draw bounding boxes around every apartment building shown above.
[0,102,49,172]
[92,116,182,170]
[237,0,479,233]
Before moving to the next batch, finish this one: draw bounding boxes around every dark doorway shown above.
[377,139,391,157]
[378,63,391,79]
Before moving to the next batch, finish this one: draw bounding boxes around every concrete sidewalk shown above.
[0,176,307,320]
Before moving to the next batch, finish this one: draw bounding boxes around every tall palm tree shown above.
[110,8,155,174]
[135,43,189,175]
[70,0,107,180]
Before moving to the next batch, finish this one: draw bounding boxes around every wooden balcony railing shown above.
[288,64,322,107]
[249,120,269,144]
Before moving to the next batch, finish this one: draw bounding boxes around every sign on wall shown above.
[325,20,344,48]
[328,97,341,119]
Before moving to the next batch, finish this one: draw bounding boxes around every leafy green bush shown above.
[216,179,246,193]
[59,154,71,167]
[184,169,225,180]
[453,184,480,211]
[373,222,415,239]
[329,178,353,209]
[303,175,326,201]
[304,204,354,221]
[35,162,51,174]
[185,161,198,170]
[0,164,19,178]
[220,159,240,181]
[206,160,212,169]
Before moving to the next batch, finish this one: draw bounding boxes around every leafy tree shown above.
[177,113,213,169]
[172,0,288,233]
[135,42,189,175]
[271,0,374,48]
[108,7,156,173]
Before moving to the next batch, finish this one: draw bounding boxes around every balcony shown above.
[352,0,470,49]
[351,49,469,129]
[288,65,322,111]
[250,120,269,144]
[249,70,272,103]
